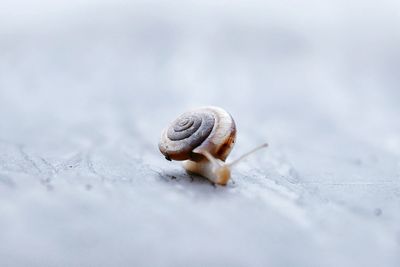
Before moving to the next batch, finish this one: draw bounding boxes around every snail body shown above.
[159,106,267,185]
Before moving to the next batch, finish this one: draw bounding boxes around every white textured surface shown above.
[1,1,400,266]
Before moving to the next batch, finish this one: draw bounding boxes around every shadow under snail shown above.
[158,106,268,185]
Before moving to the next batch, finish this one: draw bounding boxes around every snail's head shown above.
[214,164,231,185]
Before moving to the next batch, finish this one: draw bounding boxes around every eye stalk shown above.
[184,143,268,185]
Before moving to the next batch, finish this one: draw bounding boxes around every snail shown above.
[158,106,268,185]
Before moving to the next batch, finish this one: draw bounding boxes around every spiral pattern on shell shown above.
[159,107,236,161]
[167,112,214,142]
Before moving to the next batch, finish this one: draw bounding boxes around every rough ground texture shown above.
[1,1,400,266]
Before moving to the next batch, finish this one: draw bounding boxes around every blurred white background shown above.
[0,1,399,266]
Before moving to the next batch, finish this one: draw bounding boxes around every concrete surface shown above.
[0,1,400,266]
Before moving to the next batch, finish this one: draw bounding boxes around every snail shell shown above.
[159,106,236,184]
[159,106,236,162]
